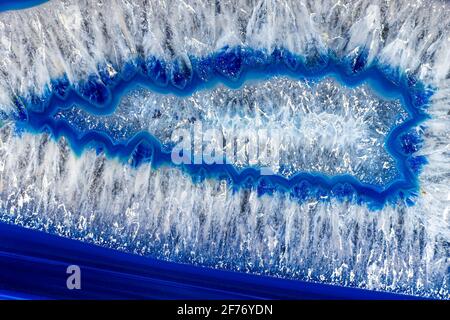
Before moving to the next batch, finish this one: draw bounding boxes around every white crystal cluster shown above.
[0,0,448,107]
[0,126,448,298]
[0,0,448,298]
[56,77,407,186]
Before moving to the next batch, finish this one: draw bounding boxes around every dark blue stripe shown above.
[0,222,421,300]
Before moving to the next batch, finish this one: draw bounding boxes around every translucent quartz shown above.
[55,77,409,187]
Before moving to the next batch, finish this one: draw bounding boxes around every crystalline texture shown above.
[55,77,408,187]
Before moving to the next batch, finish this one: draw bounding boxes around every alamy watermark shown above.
[66,265,81,290]
[170,121,295,175]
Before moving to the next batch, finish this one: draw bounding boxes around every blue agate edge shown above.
[7,46,433,209]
